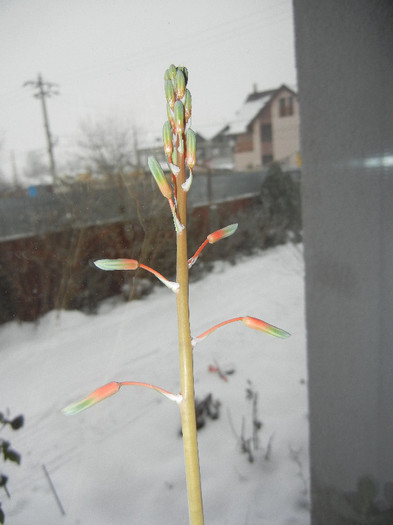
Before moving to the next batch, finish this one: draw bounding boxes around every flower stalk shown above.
[170,67,204,524]
[62,64,291,525]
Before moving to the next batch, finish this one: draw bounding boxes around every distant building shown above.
[136,84,300,173]
[219,84,300,170]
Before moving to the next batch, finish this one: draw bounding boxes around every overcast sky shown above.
[0,0,296,180]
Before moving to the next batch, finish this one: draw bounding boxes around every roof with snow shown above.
[221,85,296,136]
[223,94,271,135]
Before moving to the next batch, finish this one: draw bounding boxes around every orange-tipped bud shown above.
[207,223,238,244]
[63,381,121,415]
[241,316,291,339]
[192,316,290,347]
[94,257,179,292]
[148,156,173,200]
[188,224,238,268]
[94,259,139,271]
[62,380,182,416]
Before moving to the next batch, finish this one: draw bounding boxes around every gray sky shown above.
[0,0,296,180]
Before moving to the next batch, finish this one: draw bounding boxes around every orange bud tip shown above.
[207,223,238,244]
[242,316,291,339]
[94,259,139,271]
[62,381,121,416]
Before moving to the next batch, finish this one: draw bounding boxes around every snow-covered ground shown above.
[0,243,309,524]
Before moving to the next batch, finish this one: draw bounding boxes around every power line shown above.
[23,73,59,184]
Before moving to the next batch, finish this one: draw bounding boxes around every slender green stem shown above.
[176,140,204,525]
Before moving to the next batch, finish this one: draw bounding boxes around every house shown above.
[191,125,235,171]
[219,84,300,170]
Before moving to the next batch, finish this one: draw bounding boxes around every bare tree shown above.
[76,117,135,179]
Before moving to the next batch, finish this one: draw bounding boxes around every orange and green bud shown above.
[207,223,238,244]
[148,156,173,199]
[241,316,291,339]
[94,259,139,271]
[192,316,290,347]
[184,89,192,122]
[165,79,175,109]
[188,223,238,267]
[62,380,182,416]
[94,257,179,292]
[162,121,173,158]
[186,129,196,169]
[174,100,185,135]
[63,381,121,415]
[175,69,186,100]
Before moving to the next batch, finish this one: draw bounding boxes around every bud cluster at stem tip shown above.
[163,64,195,179]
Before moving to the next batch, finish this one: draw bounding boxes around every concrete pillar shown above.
[293,1,393,522]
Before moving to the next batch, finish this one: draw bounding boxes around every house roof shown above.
[222,95,271,135]
[222,84,296,136]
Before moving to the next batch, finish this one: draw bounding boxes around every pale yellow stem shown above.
[176,139,204,525]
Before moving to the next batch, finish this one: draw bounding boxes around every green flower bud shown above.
[168,64,177,80]
[166,103,176,133]
[175,69,186,100]
[184,89,192,122]
[174,100,185,134]
[162,121,173,157]
[148,156,172,200]
[165,79,175,109]
[178,66,188,86]
[164,69,170,81]
[186,129,196,169]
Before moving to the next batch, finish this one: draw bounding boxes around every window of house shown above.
[279,96,294,117]
[287,96,294,116]
[261,123,272,142]
[279,97,286,117]
[262,154,273,165]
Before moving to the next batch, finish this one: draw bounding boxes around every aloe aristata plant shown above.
[63,64,290,525]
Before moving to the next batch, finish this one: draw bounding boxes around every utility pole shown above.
[133,125,141,172]
[24,73,59,184]
[10,150,20,187]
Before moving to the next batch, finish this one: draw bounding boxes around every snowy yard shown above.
[0,243,309,524]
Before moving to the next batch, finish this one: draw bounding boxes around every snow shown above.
[224,95,271,135]
[0,243,309,524]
